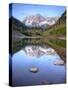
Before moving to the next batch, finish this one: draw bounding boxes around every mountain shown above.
[23,14,58,28]
[45,10,66,37]
[9,11,66,37]
[9,16,26,41]
[56,10,66,24]
[9,16,26,30]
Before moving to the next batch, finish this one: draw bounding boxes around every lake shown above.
[11,38,66,86]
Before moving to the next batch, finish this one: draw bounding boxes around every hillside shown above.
[43,11,66,37]
[42,11,66,62]
[9,16,27,33]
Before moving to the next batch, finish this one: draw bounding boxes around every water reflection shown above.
[12,44,66,86]
[24,45,57,57]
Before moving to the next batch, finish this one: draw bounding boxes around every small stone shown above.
[29,67,38,73]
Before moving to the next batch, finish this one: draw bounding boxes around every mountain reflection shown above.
[23,45,57,58]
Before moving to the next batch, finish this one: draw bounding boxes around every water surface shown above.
[12,43,66,86]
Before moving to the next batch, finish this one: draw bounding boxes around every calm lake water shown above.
[11,39,66,86]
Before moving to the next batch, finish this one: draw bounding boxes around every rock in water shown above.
[54,60,64,65]
[42,80,51,85]
[29,67,38,73]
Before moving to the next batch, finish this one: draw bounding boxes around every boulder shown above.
[29,67,38,73]
[54,60,64,65]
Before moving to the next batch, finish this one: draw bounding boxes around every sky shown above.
[9,3,66,21]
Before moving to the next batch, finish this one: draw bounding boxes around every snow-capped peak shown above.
[23,14,58,28]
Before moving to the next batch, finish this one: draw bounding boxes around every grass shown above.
[42,23,66,37]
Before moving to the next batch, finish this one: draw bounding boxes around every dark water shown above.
[11,39,66,86]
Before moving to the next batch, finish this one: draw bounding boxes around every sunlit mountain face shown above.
[22,14,59,28]
[23,45,57,58]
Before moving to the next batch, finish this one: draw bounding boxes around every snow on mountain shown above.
[23,14,59,28]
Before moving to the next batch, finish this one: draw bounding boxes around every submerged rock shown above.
[54,60,64,65]
[29,67,38,73]
[42,80,51,85]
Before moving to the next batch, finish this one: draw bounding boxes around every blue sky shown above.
[9,3,66,21]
